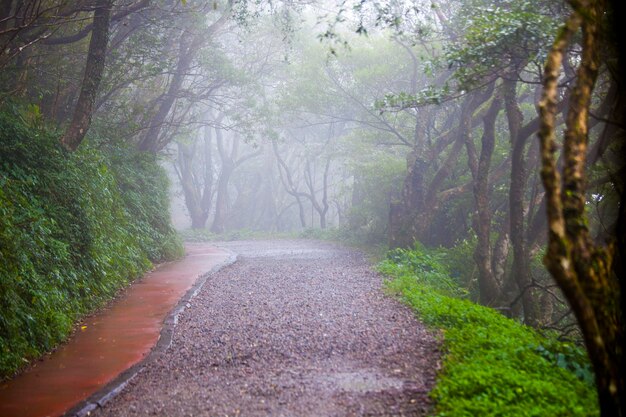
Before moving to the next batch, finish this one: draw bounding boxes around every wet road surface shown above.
[0,243,231,417]
[90,240,440,417]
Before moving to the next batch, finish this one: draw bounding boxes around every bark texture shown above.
[466,86,503,306]
[61,0,112,151]
[538,4,624,415]
[504,78,539,326]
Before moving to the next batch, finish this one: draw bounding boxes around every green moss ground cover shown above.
[379,245,598,417]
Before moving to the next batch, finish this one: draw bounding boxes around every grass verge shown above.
[379,247,598,417]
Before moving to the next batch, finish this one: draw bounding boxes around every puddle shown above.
[313,369,405,393]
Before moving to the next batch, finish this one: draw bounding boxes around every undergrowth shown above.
[0,103,183,379]
[379,244,598,417]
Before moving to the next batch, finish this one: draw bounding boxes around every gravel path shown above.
[92,240,440,417]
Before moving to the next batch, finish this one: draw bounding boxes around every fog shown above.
[0,0,611,249]
[142,0,459,238]
[2,0,621,281]
[2,1,625,410]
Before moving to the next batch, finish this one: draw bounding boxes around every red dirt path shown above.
[0,243,231,417]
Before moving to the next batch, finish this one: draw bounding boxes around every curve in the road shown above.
[91,240,440,417]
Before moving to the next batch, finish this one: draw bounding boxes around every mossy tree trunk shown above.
[538,2,624,415]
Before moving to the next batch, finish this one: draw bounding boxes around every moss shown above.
[379,247,598,417]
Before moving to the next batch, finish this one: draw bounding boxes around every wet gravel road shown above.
[92,240,440,417]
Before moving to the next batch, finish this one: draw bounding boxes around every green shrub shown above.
[379,243,468,298]
[104,145,183,262]
[344,152,405,244]
[379,247,598,417]
[438,237,480,299]
[0,103,183,379]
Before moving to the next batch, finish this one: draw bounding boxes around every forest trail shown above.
[90,240,440,417]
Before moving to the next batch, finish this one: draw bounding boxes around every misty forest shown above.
[0,0,624,416]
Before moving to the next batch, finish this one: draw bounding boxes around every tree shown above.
[136,4,232,153]
[211,127,262,233]
[174,122,215,229]
[61,0,113,150]
[272,122,344,231]
[273,140,310,229]
[400,0,568,323]
[538,0,625,414]
[463,82,505,306]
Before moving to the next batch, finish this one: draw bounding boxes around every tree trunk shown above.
[136,7,230,153]
[211,128,235,234]
[467,86,502,305]
[211,161,233,234]
[60,0,112,151]
[303,156,331,229]
[137,32,200,152]
[388,150,427,248]
[504,78,540,326]
[272,140,309,229]
[389,91,492,248]
[538,5,624,415]
[253,149,279,231]
[176,124,214,229]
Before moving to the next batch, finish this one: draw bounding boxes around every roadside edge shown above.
[65,248,238,417]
